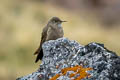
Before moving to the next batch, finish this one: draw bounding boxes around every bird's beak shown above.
[62,21,67,22]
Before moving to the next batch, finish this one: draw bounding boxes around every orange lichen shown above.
[56,65,59,69]
[49,65,93,80]
[69,73,76,78]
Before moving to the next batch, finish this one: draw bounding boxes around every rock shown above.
[17,38,120,80]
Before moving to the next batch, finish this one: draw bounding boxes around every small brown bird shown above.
[34,17,66,63]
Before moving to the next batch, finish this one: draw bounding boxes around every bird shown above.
[34,17,66,63]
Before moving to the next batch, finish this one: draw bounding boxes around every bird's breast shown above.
[46,27,64,40]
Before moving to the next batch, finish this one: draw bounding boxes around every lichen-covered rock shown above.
[17,38,120,80]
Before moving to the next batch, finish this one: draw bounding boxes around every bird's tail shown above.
[35,49,43,63]
[34,47,40,55]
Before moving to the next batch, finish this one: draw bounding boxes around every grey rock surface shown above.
[17,38,120,80]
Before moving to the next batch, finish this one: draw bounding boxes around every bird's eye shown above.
[54,20,57,23]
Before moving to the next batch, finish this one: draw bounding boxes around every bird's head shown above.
[48,17,66,28]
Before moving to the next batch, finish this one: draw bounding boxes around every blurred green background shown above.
[0,0,120,80]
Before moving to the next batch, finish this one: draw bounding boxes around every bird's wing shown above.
[34,26,48,55]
